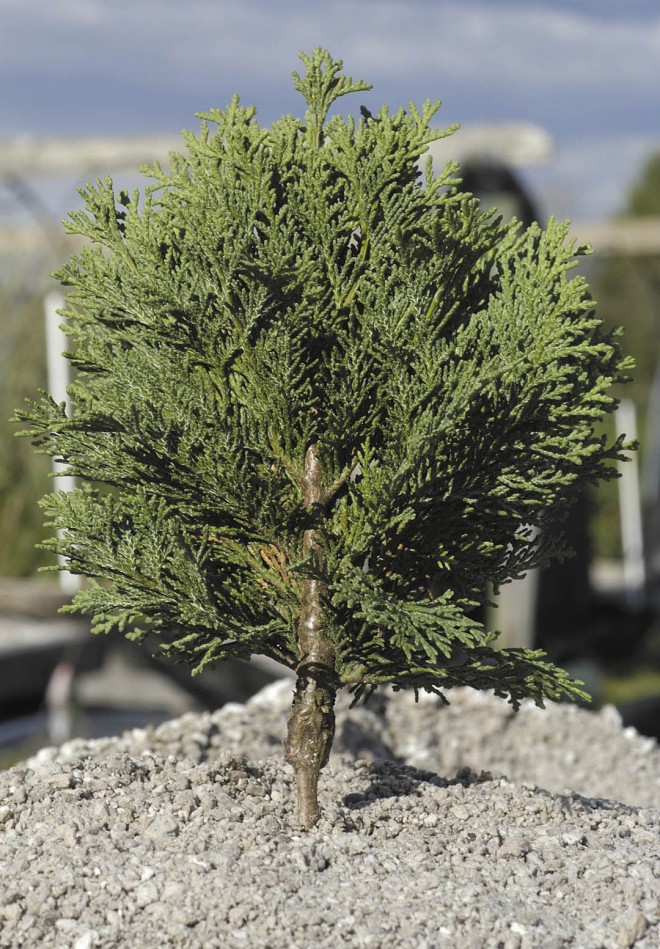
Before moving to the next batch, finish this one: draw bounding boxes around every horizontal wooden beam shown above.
[427,122,553,167]
[2,218,659,259]
[0,125,551,178]
[0,226,81,257]
[572,217,660,256]
[0,135,179,177]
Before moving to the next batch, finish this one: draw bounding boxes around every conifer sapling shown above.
[17,49,632,829]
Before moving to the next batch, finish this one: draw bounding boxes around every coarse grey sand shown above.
[1,681,658,948]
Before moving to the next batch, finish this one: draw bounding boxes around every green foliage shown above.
[0,285,54,575]
[628,152,660,217]
[589,150,660,560]
[16,48,631,710]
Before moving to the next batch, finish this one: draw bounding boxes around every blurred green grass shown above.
[0,274,57,576]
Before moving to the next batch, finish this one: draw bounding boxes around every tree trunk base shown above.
[284,664,337,830]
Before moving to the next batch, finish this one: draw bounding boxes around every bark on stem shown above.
[284,442,337,830]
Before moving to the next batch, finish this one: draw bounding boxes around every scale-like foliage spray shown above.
[17,49,632,828]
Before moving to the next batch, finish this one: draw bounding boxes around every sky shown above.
[0,0,659,225]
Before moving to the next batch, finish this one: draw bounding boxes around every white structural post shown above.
[489,568,541,650]
[44,291,81,596]
[487,527,541,650]
[616,399,646,607]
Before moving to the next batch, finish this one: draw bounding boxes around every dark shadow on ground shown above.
[342,761,494,810]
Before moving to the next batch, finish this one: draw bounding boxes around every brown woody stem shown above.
[284,442,337,830]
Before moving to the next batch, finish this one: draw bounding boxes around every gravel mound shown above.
[1,682,658,948]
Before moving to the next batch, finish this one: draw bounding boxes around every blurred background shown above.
[1,0,659,762]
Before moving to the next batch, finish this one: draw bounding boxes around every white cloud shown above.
[343,2,660,88]
[1,0,658,91]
